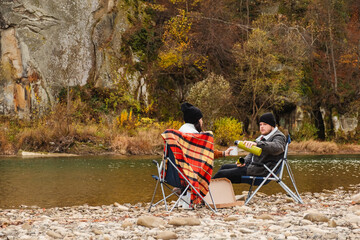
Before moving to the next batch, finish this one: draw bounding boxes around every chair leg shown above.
[245,171,275,206]
[245,179,268,205]
[150,179,174,211]
[285,162,304,204]
[206,188,218,212]
[277,180,303,203]
[170,185,190,212]
[245,178,255,203]
[149,182,185,212]
[167,158,217,213]
[148,179,160,212]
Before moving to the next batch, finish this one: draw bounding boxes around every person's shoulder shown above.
[272,129,286,140]
[178,123,199,134]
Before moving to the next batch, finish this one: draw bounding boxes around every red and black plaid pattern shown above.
[161,129,214,204]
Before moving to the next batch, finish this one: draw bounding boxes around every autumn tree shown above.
[157,9,208,101]
[303,0,359,139]
[232,15,308,134]
[187,73,234,126]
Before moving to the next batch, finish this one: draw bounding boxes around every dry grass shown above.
[0,132,15,155]
[289,140,339,154]
[3,103,356,156]
[111,128,164,155]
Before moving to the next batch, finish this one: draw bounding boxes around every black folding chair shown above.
[241,135,303,205]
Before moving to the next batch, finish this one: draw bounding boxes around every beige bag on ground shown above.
[204,178,243,208]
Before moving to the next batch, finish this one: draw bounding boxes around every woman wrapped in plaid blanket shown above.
[175,102,232,208]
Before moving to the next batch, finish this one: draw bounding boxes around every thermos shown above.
[234,140,262,156]
[237,157,245,164]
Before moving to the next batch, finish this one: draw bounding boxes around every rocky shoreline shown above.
[1,185,359,240]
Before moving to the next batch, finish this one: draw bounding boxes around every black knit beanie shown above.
[181,102,203,124]
[259,112,276,127]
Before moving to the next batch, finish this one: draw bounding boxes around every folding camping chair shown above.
[241,135,303,205]
[148,130,217,213]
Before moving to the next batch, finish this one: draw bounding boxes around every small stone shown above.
[269,225,282,231]
[103,234,112,240]
[254,214,273,220]
[277,234,286,240]
[236,206,251,212]
[238,228,254,233]
[282,206,297,212]
[46,230,62,239]
[345,214,360,224]
[307,226,327,235]
[224,216,238,221]
[352,193,360,204]
[349,205,360,215]
[21,223,32,230]
[0,218,7,225]
[304,212,329,222]
[137,216,166,228]
[92,228,103,235]
[114,202,129,211]
[168,217,201,226]
[122,219,133,228]
[287,237,299,240]
[328,220,337,227]
[156,231,178,239]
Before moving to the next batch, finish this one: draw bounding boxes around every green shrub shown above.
[292,122,317,141]
[213,117,243,146]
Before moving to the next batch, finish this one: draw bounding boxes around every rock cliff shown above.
[0,0,142,118]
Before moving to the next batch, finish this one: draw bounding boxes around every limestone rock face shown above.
[0,0,142,118]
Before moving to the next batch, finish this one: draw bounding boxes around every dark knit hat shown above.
[259,112,276,127]
[181,102,203,124]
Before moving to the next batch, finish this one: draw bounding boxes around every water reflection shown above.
[0,155,359,208]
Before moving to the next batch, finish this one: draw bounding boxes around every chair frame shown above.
[241,135,303,205]
[149,143,217,213]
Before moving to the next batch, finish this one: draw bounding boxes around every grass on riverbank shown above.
[0,105,359,156]
[0,120,175,156]
[289,140,360,155]
[0,104,182,156]
[289,140,339,154]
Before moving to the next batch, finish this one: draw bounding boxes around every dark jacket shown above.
[245,128,286,176]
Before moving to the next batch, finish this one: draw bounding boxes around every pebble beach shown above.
[1,184,360,240]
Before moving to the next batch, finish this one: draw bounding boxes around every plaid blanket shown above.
[161,129,214,204]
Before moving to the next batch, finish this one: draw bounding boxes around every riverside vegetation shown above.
[0,100,359,156]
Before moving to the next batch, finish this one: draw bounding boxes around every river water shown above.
[0,154,359,208]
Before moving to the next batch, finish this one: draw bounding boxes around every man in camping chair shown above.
[213,112,286,182]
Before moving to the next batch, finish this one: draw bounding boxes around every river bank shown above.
[1,185,359,239]
[1,113,359,157]
[6,143,360,158]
